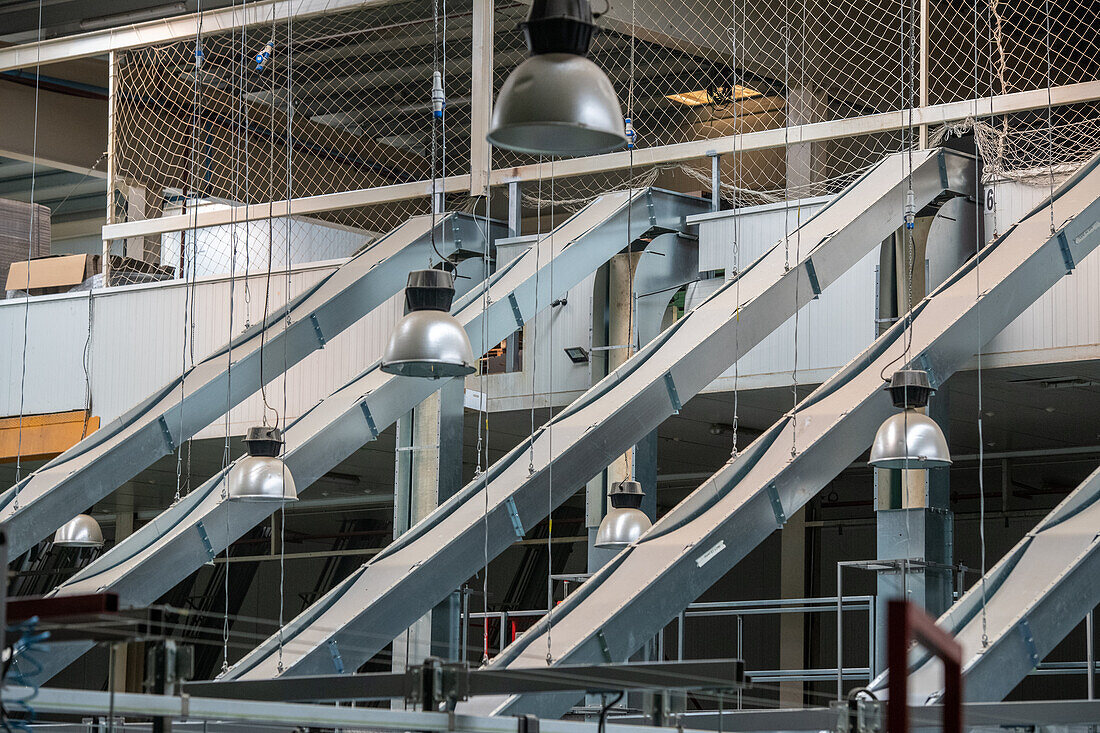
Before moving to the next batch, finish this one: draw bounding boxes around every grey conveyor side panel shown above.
[0,213,497,556]
[221,148,974,682]
[464,150,1100,719]
[31,188,706,684]
[873,464,1100,703]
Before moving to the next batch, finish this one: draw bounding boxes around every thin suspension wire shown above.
[975,0,994,649]
[729,13,742,459]
[476,90,492,668]
[276,6,295,675]
[545,159,556,665]
[12,0,44,511]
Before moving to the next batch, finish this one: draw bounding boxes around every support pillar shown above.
[778,506,807,707]
[872,223,952,673]
[392,379,464,701]
[785,86,829,197]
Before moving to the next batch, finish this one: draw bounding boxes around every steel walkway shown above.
[221,148,974,682]
[0,213,498,557]
[874,463,1100,703]
[33,188,707,682]
[462,151,1100,718]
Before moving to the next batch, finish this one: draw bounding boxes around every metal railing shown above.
[468,594,877,706]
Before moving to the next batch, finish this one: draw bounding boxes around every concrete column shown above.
[588,251,656,573]
[785,86,829,197]
[392,380,464,702]
[778,506,807,707]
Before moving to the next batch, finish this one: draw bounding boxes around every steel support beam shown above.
[221,149,972,682]
[0,0,389,72]
[881,463,1100,703]
[469,151,1100,719]
[0,214,494,557]
[33,189,703,684]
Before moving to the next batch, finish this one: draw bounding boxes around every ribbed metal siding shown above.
[0,260,403,436]
[691,198,877,390]
[983,179,1100,362]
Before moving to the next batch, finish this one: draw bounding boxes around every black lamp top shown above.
[522,0,597,56]
[609,479,644,509]
[244,425,284,457]
[885,369,934,409]
[405,268,456,313]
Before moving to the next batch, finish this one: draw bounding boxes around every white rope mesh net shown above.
[106,0,1100,277]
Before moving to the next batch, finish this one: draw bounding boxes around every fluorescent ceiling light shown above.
[666,85,762,107]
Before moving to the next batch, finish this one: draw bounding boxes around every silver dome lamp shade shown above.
[594,480,653,549]
[228,426,298,503]
[869,369,952,470]
[487,0,627,156]
[381,269,476,379]
[54,513,104,548]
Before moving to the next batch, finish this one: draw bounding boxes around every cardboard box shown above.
[0,198,50,297]
[6,253,100,295]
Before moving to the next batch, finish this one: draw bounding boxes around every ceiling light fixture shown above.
[53,514,104,548]
[227,426,298,502]
[382,269,476,378]
[868,370,952,470]
[487,0,627,156]
[594,480,652,549]
[665,85,762,107]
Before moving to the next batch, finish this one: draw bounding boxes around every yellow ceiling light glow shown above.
[665,85,762,106]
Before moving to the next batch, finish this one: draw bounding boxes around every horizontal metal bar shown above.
[187,660,746,702]
[102,83,1096,243]
[489,83,1100,184]
[0,0,387,72]
[629,699,1100,732]
[9,685,716,733]
[102,174,471,241]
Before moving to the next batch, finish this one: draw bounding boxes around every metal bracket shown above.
[914,353,940,390]
[507,292,524,328]
[595,629,613,663]
[1058,231,1076,273]
[766,483,787,527]
[505,496,524,538]
[805,258,822,299]
[157,416,175,452]
[517,714,540,733]
[310,313,326,348]
[645,191,657,228]
[328,639,345,673]
[1017,617,1040,665]
[663,372,682,414]
[360,402,379,439]
[195,521,215,561]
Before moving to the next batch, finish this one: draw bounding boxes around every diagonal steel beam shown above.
[878,463,1100,703]
[467,151,1100,719]
[0,213,494,557]
[32,188,706,683]
[222,148,973,682]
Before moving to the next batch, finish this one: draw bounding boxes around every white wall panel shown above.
[0,259,403,437]
[981,179,1100,365]
[691,197,876,391]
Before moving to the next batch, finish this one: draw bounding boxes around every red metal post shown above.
[887,599,963,733]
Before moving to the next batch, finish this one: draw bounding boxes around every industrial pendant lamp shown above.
[227,426,298,502]
[594,480,652,548]
[381,269,476,379]
[869,369,952,469]
[53,514,104,548]
[488,0,627,156]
